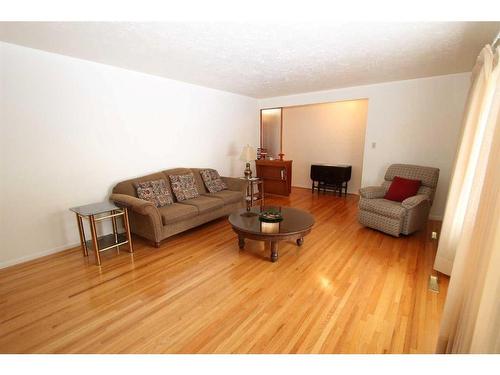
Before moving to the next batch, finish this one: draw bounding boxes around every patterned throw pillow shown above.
[169,173,200,201]
[134,179,173,207]
[200,169,227,193]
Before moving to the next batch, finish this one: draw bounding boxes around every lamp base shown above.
[244,162,252,179]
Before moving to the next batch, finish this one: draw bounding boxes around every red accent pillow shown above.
[384,176,421,202]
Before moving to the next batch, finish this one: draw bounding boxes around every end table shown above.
[240,177,264,212]
[70,201,133,266]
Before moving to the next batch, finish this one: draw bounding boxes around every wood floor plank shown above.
[0,188,448,353]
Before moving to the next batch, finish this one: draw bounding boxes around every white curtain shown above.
[434,45,498,275]
[435,45,500,353]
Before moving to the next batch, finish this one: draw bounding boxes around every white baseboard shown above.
[0,241,80,270]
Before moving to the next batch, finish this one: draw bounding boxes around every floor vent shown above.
[428,275,439,293]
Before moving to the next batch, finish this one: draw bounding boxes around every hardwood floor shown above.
[0,188,448,353]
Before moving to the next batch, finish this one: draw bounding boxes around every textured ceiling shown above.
[1,22,498,98]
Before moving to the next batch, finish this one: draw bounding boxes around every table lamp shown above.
[239,144,255,178]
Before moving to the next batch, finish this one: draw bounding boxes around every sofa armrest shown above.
[359,186,386,199]
[221,176,247,193]
[110,193,158,215]
[402,194,430,209]
[110,193,163,241]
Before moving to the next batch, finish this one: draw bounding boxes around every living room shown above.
[1,1,499,372]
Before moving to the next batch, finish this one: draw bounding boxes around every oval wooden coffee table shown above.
[228,206,315,262]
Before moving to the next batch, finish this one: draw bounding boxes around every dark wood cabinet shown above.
[255,159,292,196]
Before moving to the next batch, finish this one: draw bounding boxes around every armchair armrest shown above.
[359,186,386,199]
[402,194,430,209]
[221,176,247,193]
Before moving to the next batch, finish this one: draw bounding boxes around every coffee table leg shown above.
[238,235,245,249]
[270,241,278,262]
[296,237,304,246]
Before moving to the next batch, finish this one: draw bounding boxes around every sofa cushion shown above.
[169,173,200,201]
[133,179,173,208]
[202,190,243,205]
[179,196,224,213]
[113,172,169,197]
[384,176,421,202]
[359,198,406,219]
[158,203,198,225]
[165,168,208,194]
[200,169,227,193]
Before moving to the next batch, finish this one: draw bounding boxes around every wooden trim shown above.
[280,107,283,156]
[259,107,283,154]
[259,109,263,149]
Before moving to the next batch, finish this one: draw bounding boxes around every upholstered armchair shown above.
[358,164,439,237]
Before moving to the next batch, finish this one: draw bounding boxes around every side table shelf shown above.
[85,233,128,253]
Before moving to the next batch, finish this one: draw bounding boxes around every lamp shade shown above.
[239,144,255,162]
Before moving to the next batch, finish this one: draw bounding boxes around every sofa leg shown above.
[154,241,161,248]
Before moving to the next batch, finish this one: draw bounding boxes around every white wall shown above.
[283,100,368,194]
[0,42,259,268]
[259,73,470,220]
[0,41,470,268]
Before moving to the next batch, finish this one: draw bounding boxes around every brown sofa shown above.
[110,168,247,247]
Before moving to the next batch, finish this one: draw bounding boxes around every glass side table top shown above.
[70,201,121,216]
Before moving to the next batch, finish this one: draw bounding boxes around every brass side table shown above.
[240,177,264,212]
[70,201,133,266]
